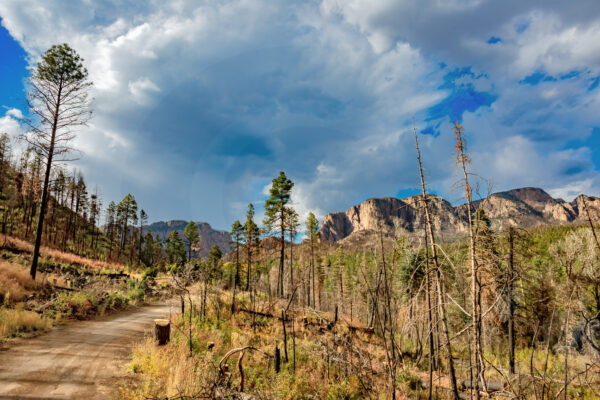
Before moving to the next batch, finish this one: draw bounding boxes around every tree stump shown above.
[154,319,170,345]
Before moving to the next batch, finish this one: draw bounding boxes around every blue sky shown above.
[0,22,26,111]
[1,1,600,230]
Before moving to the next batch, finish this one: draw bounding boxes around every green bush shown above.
[142,266,158,280]
[105,292,127,310]
[326,379,363,400]
[128,287,146,301]
[54,291,97,319]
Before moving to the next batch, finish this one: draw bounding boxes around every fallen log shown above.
[52,285,77,292]
[238,308,288,321]
[238,307,375,334]
[461,380,506,392]
[105,272,129,279]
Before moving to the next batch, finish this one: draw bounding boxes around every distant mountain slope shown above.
[146,220,231,258]
[320,187,600,244]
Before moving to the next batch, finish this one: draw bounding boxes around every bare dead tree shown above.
[454,121,485,398]
[424,228,435,399]
[508,226,516,375]
[373,224,399,400]
[413,119,460,400]
[582,196,600,253]
[219,346,273,392]
[173,263,197,358]
[23,44,92,279]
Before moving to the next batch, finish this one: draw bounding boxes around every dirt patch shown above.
[0,302,176,399]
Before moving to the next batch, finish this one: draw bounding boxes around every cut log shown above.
[154,319,170,345]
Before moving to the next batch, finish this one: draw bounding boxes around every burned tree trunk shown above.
[274,345,281,373]
[413,120,460,400]
[154,319,170,345]
[508,227,515,374]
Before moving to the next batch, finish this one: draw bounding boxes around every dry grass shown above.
[0,233,125,272]
[0,260,71,303]
[122,291,386,400]
[0,307,52,338]
[0,261,38,302]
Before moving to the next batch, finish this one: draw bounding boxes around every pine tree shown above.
[105,201,117,259]
[183,221,199,260]
[141,231,155,267]
[230,220,244,313]
[201,244,222,319]
[264,171,294,297]
[244,203,260,291]
[26,44,92,279]
[153,233,164,266]
[138,209,148,263]
[165,230,186,266]
[117,194,138,257]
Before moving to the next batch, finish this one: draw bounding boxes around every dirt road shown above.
[0,303,175,399]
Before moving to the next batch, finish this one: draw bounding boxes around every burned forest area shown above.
[2,2,600,399]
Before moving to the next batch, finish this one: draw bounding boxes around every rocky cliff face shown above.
[320,187,600,244]
[320,195,469,242]
[146,220,232,258]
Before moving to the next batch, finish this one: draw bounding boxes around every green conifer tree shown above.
[264,171,294,297]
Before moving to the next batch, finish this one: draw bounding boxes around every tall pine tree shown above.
[230,220,244,313]
[264,171,293,297]
[26,44,92,279]
[244,203,260,291]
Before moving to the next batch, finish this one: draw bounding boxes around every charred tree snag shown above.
[413,119,460,400]
[274,345,281,373]
[154,319,170,345]
[508,227,515,375]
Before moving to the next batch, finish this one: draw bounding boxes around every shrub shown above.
[105,292,127,311]
[128,287,146,301]
[326,379,363,400]
[142,267,158,280]
[54,291,97,319]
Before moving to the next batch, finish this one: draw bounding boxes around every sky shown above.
[1,0,600,231]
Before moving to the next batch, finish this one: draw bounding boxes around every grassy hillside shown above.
[0,233,173,340]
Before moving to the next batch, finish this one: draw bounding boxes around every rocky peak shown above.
[321,193,467,243]
[502,187,557,212]
[571,195,600,224]
[320,187,600,245]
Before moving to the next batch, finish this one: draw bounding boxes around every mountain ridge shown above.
[320,187,600,244]
[146,220,232,258]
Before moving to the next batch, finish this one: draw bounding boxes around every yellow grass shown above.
[0,233,125,272]
[0,261,39,302]
[122,292,384,400]
[0,307,51,338]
